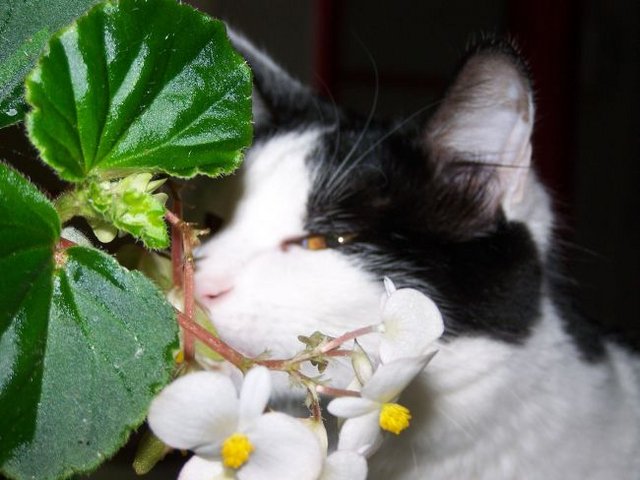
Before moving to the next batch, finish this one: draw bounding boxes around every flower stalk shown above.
[320,325,377,353]
[166,209,196,362]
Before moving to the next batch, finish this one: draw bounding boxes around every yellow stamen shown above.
[175,350,185,364]
[379,403,411,435]
[221,433,254,469]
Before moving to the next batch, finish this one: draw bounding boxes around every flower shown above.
[327,352,437,455]
[377,277,444,362]
[176,456,233,480]
[320,450,368,480]
[148,367,323,480]
[302,418,368,480]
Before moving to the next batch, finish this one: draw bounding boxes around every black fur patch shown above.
[546,259,607,362]
[304,120,542,345]
[241,32,619,359]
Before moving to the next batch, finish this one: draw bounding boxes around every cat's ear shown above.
[227,28,332,129]
[423,39,534,238]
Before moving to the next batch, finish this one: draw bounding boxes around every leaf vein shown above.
[61,272,135,396]
[95,17,179,164]
[106,80,238,167]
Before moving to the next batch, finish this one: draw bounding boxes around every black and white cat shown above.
[193,30,640,479]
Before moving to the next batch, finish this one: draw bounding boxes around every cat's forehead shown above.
[244,129,318,186]
[229,128,320,240]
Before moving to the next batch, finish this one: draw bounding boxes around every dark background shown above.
[1,1,638,478]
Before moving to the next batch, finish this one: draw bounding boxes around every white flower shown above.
[320,450,368,480]
[350,340,374,386]
[177,456,233,480]
[327,353,437,455]
[148,367,323,480]
[377,277,444,362]
[302,418,368,480]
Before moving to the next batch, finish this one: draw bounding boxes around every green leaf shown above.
[116,245,173,292]
[0,27,50,129]
[25,0,253,182]
[0,164,61,466]
[0,0,101,128]
[0,163,178,480]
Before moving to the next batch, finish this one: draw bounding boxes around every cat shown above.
[192,29,640,479]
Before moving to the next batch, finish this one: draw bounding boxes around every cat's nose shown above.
[194,276,234,303]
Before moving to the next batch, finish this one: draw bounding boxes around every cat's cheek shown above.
[198,298,286,357]
[197,249,383,360]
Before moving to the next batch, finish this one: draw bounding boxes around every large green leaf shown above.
[0,163,178,480]
[0,0,101,128]
[25,0,253,182]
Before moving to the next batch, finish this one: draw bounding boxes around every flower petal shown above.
[361,352,437,403]
[379,288,443,362]
[238,366,271,428]
[148,371,239,457]
[351,340,374,385]
[383,277,397,296]
[178,456,234,480]
[320,451,368,480]
[337,411,382,456]
[239,412,323,480]
[327,397,378,418]
[300,418,329,452]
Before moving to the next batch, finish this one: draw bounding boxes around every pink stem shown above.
[177,313,248,370]
[182,241,196,362]
[169,200,183,289]
[165,210,181,226]
[320,325,377,353]
[166,209,195,362]
[311,400,322,422]
[57,238,76,249]
[316,384,361,398]
[325,349,352,357]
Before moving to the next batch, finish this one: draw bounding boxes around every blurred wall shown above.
[573,0,640,341]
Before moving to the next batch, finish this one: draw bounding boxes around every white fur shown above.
[372,298,640,479]
[195,129,382,391]
[505,171,554,256]
[195,128,640,479]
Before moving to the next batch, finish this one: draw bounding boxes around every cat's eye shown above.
[281,233,357,251]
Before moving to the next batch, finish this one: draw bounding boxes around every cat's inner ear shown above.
[227,28,332,129]
[424,42,534,226]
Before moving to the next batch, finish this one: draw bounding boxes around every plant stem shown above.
[170,198,183,289]
[182,240,196,361]
[325,349,352,357]
[320,325,377,353]
[316,384,361,398]
[165,210,181,227]
[176,313,249,370]
[256,347,349,370]
[166,209,195,361]
[57,238,76,249]
[292,371,339,419]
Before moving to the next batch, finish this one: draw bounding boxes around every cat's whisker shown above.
[321,36,380,200]
[349,98,443,169]
[433,402,479,441]
[313,74,343,170]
